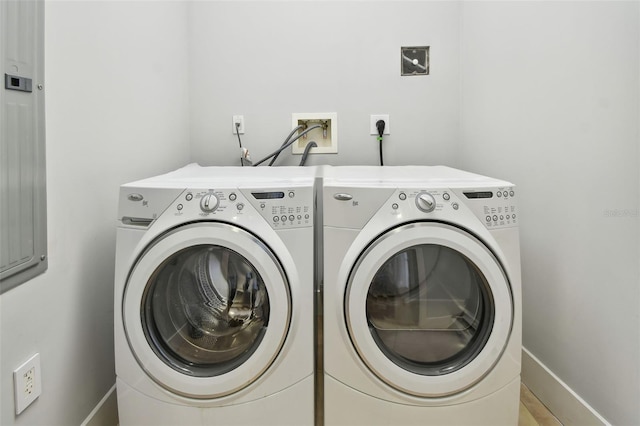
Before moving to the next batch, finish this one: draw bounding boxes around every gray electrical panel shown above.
[0,0,47,293]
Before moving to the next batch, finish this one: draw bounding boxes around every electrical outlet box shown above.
[370,115,390,135]
[232,115,245,134]
[13,353,42,415]
[291,113,338,154]
[401,46,429,76]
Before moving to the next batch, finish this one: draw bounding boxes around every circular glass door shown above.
[142,244,270,377]
[366,244,494,376]
[123,222,290,399]
[346,223,513,397]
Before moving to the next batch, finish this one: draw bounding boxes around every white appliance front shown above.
[114,165,316,425]
[322,166,522,426]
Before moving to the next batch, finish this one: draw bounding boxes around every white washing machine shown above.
[114,164,316,425]
[322,166,522,425]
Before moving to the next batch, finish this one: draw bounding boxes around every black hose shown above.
[253,124,323,166]
[299,141,317,166]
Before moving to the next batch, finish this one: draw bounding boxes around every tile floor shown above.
[519,383,562,426]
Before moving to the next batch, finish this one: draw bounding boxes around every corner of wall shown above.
[521,348,610,426]
[81,384,118,426]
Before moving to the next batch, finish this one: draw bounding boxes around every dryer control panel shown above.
[382,187,518,230]
[454,186,518,229]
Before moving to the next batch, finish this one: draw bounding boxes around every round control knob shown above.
[200,193,219,213]
[415,192,436,213]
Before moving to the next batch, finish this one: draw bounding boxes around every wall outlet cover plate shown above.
[13,353,42,415]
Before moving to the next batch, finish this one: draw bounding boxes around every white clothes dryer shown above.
[114,164,316,425]
[322,166,522,425]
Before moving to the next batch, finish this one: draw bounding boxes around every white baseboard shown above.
[81,384,118,426]
[521,348,610,426]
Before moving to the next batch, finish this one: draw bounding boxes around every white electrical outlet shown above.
[232,115,245,134]
[14,353,42,415]
[370,114,390,135]
[291,113,338,154]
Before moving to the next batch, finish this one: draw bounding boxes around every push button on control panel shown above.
[251,188,312,229]
[481,187,517,229]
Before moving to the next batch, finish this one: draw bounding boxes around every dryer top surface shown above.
[322,166,513,189]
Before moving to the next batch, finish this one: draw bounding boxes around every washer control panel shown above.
[170,187,313,229]
[246,188,313,229]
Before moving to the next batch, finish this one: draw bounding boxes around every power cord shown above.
[235,122,248,166]
[376,120,386,166]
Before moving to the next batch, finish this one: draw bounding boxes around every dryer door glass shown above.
[142,245,270,377]
[366,244,494,376]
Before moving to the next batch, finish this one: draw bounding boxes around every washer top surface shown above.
[123,163,318,190]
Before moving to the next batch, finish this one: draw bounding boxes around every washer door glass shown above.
[123,222,290,398]
[367,244,493,376]
[143,244,270,377]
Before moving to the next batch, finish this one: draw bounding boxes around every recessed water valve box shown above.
[291,112,338,154]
